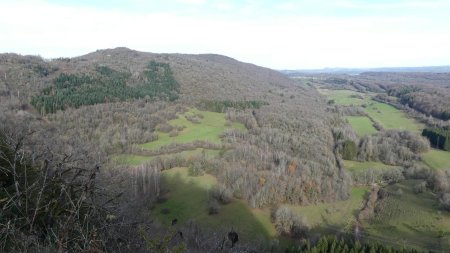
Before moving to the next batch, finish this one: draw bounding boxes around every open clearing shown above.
[346,116,377,136]
[152,167,275,241]
[318,89,370,106]
[364,101,424,133]
[287,187,368,233]
[318,89,424,134]
[365,180,450,251]
[139,108,245,150]
[422,149,450,170]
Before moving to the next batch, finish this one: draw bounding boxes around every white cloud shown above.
[0,0,449,69]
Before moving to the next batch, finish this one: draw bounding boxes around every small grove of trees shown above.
[422,127,450,151]
[31,61,180,114]
[288,236,423,253]
[355,130,429,165]
[207,184,233,215]
[272,206,309,238]
[342,140,358,160]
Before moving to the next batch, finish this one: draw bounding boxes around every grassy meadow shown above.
[346,116,377,136]
[139,108,245,150]
[152,167,275,241]
[422,149,450,170]
[319,88,424,134]
[364,180,450,251]
[318,89,370,106]
[364,101,424,133]
[287,187,368,232]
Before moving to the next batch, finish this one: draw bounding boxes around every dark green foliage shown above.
[422,127,450,151]
[33,64,49,77]
[288,236,423,253]
[342,140,358,160]
[31,61,179,114]
[198,100,268,112]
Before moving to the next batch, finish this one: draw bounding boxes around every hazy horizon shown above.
[1,0,450,69]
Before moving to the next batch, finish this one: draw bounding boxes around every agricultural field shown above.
[346,116,377,136]
[364,101,424,133]
[317,89,370,106]
[422,149,450,170]
[364,180,450,251]
[139,108,245,150]
[318,88,424,134]
[152,167,275,241]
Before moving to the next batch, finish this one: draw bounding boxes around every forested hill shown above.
[0,47,302,103]
[0,47,345,205]
[0,48,352,251]
[0,47,330,138]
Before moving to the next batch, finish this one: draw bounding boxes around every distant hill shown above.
[0,47,300,105]
[0,47,349,209]
[281,65,450,76]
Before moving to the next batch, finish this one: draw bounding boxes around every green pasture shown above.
[346,116,377,136]
[422,149,450,170]
[365,180,450,251]
[287,187,368,231]
[139,108,245,150]
[364,101,424,133]
[318,89,369,106]
[152,167,275,241]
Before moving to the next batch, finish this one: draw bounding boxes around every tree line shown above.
[422,127,450,151]
[197,100,268,113]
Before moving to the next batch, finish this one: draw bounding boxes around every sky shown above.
[1,0,450,69]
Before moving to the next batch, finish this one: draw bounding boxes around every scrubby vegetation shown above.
[290,236,423,253]
[197,100,268,112]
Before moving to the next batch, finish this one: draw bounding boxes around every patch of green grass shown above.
[343,160,400,172]
[365,180,450,251]
[346,116,377,136]
[422,149,450,170]
[365,101,424,133]
[152,167,275,241]
[287,187,368,230]
[318,89,370,106]
[139,108,245,150]
[319,89,424,133]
